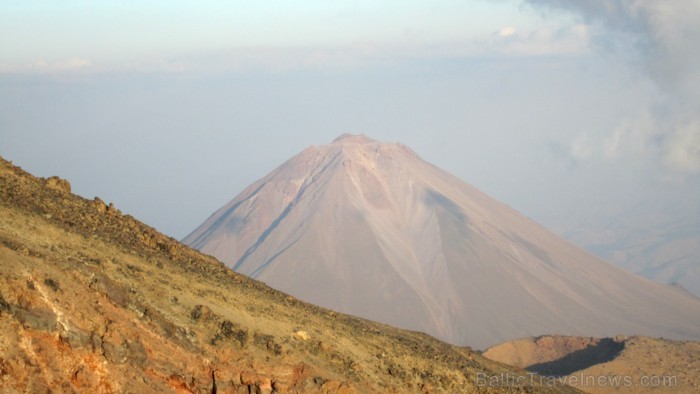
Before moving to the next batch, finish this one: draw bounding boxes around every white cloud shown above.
[602,111,660,159]
[499,26,517,37]
[0,58,94,74]
[56,58,92,70]
[524,0,700,175]
[1,21,594,76]
[664,121,700,173]
[486,24,590,56]
[570,134,593,160]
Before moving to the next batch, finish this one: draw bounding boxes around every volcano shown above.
[184,134,700,349]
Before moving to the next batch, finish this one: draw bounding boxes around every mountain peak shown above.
[328,133,419,162]
[184,137,700,349]
[332,133,376,144]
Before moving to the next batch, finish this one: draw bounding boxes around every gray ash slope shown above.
[185,134,700,349]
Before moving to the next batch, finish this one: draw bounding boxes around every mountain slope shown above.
[185,134,700,350]
[556,200,700,297]
[0,156,577,393]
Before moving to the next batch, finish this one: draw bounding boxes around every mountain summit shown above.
[184,134,700,349]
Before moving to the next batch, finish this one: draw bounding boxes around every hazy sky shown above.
[1,0,698,240]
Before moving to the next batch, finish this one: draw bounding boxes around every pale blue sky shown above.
[1,0,698,248]
[1,1,577,71]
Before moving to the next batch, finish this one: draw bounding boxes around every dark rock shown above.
[92,197,107,213]
[0,293,10,312]
[14,308,58,331]
[190,304,214,321]
[102,339,146,366]
[211,320,248,347]
[59,328,91,348]
[89,274,130,307]
[191,305,203,320]
[44,278,60,291]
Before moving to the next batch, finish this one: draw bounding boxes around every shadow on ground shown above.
[527,338,625,376]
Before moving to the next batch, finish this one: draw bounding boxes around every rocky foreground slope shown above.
[0,156,578,393]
